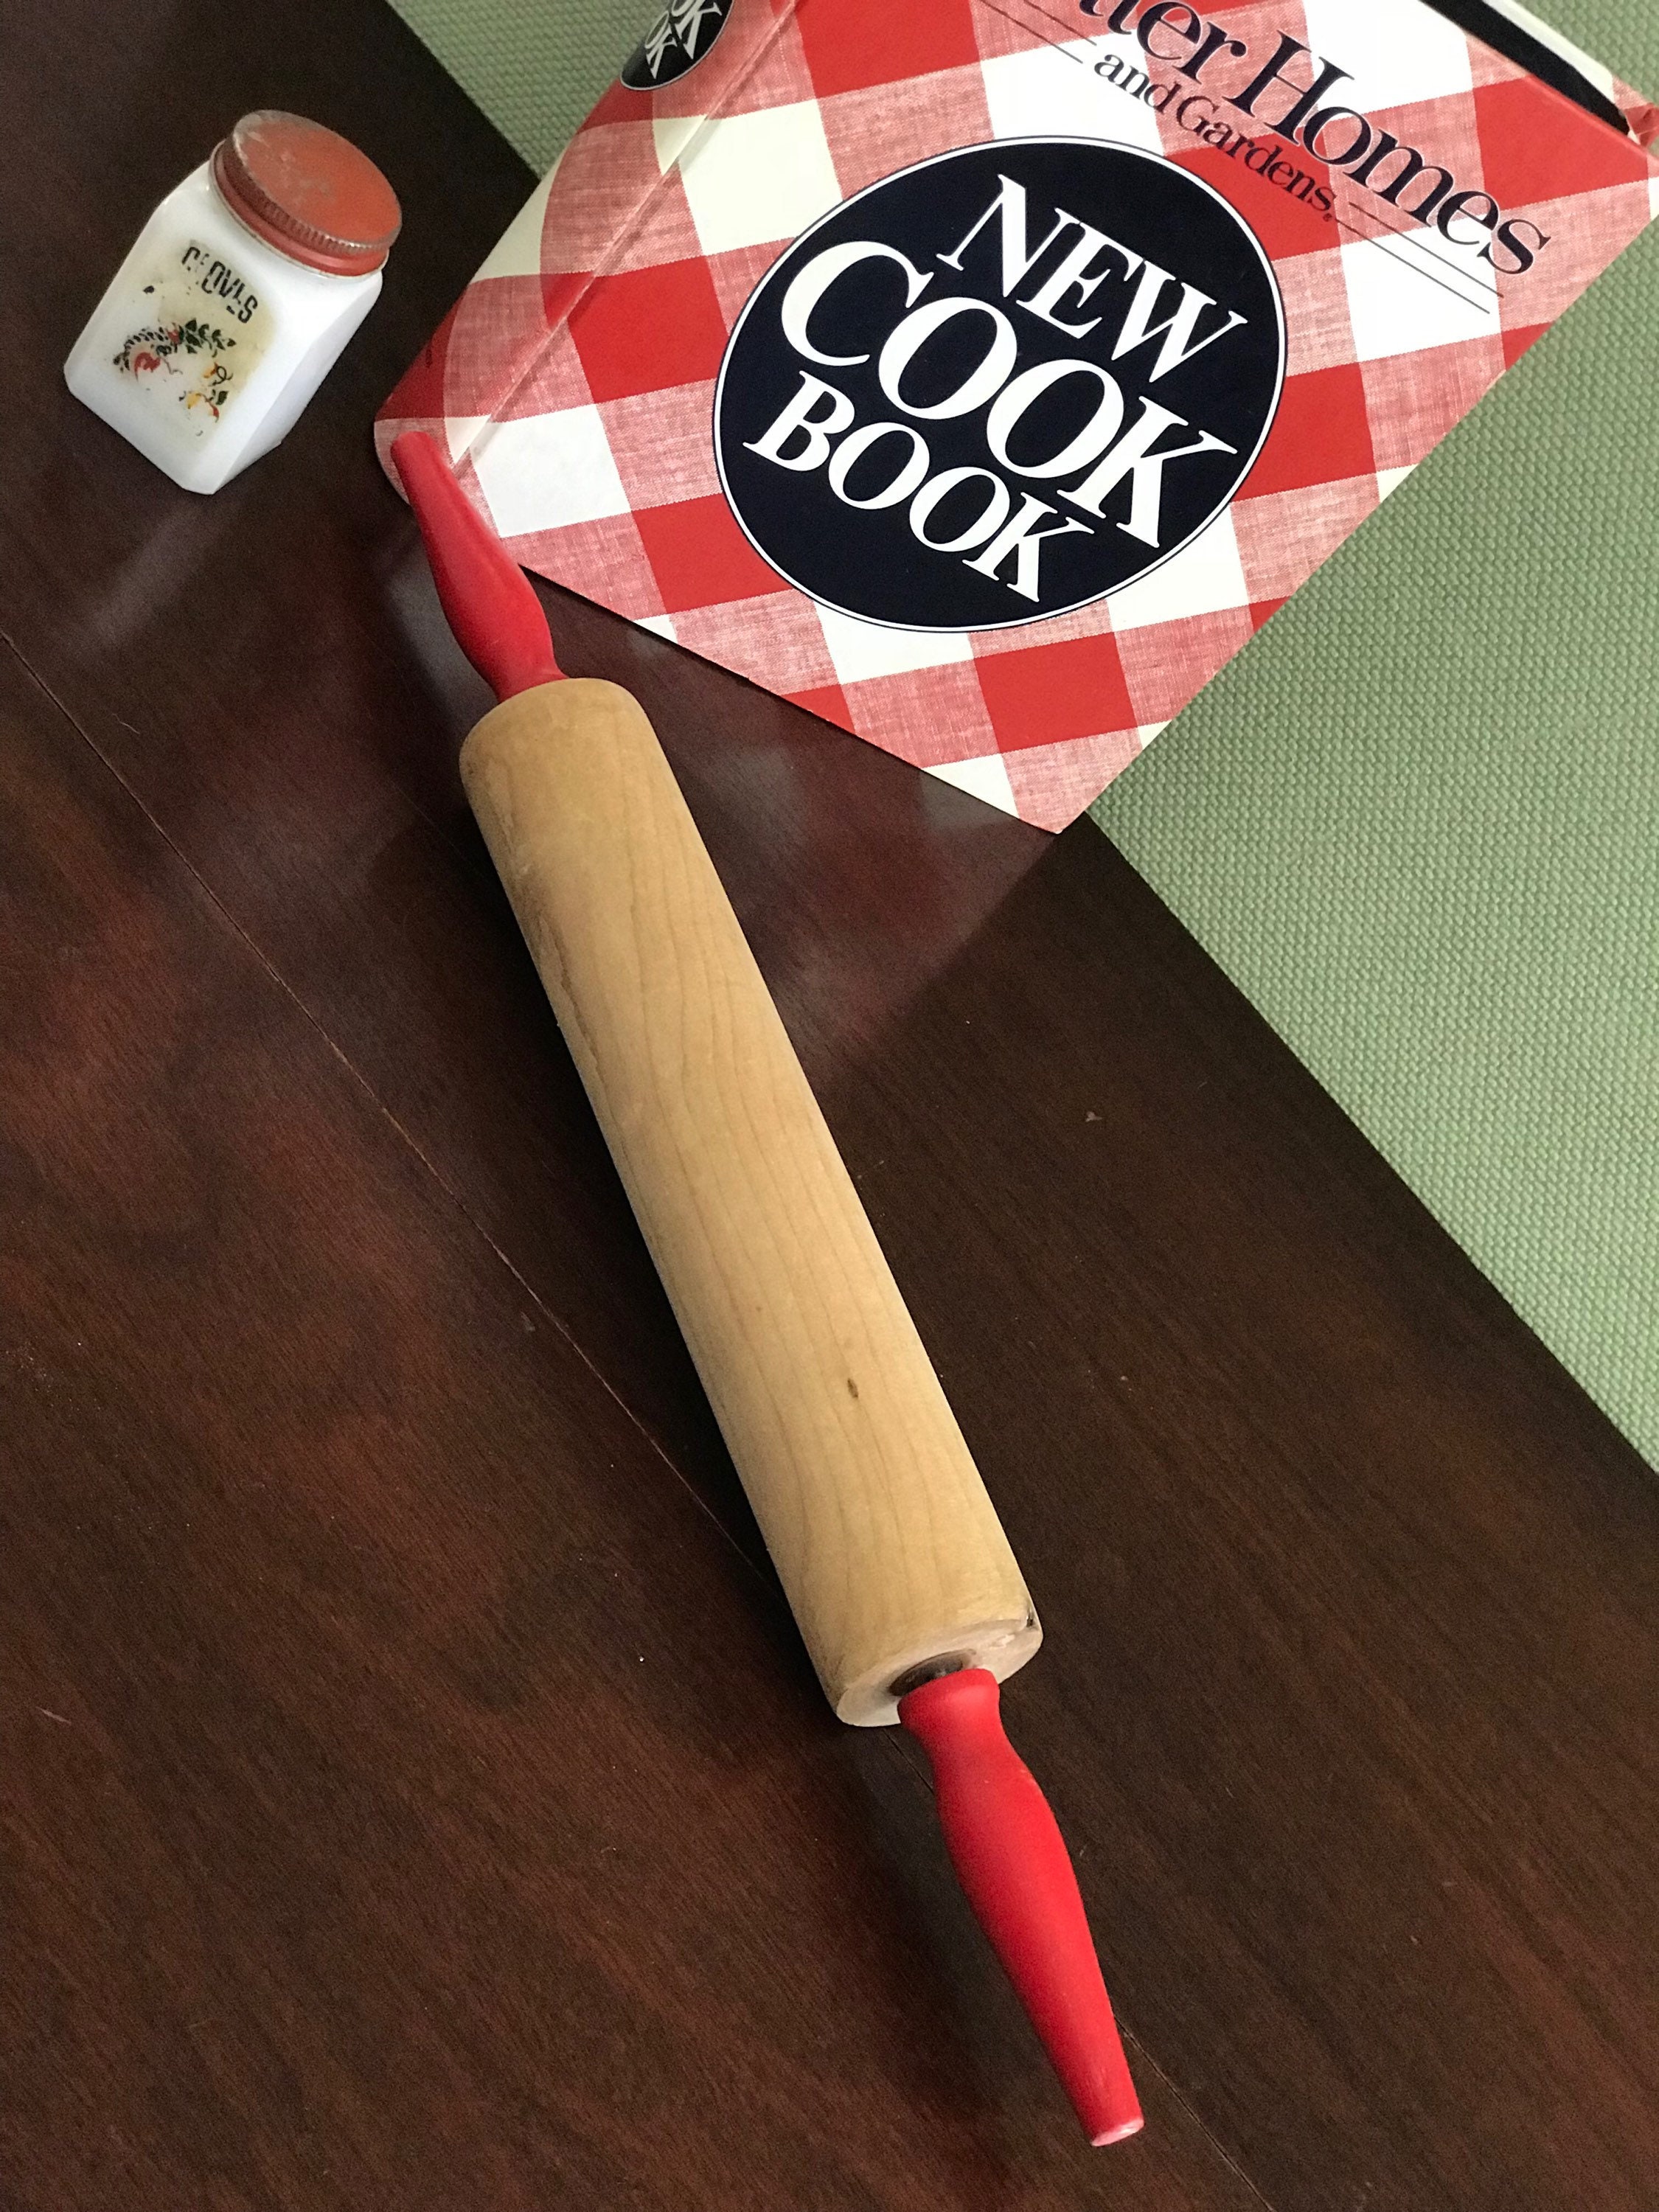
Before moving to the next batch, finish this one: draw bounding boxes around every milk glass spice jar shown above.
[65,111,400,493]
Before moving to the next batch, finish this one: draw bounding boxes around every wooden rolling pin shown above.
[391,431,1141,2145]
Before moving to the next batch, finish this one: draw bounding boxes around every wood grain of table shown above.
[3,3,1656,2208]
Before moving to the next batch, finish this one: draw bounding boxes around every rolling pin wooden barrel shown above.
[391,431,1141,2146]
[465,676,1041,1727]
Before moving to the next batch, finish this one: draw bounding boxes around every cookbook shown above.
[378,0,1659,827]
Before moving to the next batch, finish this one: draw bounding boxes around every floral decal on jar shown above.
[114,315,240,418]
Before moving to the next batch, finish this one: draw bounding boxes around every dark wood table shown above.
[4,3,1656,2205]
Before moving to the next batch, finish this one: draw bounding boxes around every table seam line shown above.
[0,621,773,1595]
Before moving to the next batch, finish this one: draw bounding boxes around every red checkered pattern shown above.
[378,0,1659,830]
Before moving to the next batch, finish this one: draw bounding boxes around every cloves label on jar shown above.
[112,239,274,431]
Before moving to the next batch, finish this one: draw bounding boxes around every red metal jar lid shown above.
[211,111,400,277]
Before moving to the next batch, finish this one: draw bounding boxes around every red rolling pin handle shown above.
[394,430,561,698]
[900,1669,1142,2145]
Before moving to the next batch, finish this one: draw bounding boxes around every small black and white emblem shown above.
[714,139,1285,632]
[621,0,735,90]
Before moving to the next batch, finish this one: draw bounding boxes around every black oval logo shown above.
[621,0,735,91]
[714,139,1284,633]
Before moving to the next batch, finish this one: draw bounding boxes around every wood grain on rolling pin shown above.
[462,680,1040,1724]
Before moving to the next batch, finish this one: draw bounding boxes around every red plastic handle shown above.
[390,431,562,700]
[900,1669,1142,2146]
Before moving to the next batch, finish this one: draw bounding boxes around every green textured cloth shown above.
[387,0,1659,1463]
[391,0,646,172]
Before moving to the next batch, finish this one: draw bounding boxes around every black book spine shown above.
[1424,0,1630,135]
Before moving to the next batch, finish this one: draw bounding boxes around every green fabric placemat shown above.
[387,0,1659,1464]
[391,0,637,173]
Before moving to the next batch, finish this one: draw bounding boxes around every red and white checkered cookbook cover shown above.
[377,0,1659,830]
